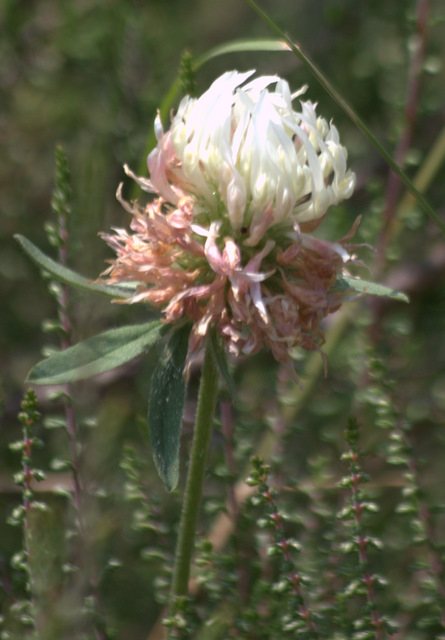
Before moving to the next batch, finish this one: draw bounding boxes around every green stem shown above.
[168,336,219,615]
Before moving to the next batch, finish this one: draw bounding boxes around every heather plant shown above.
[2,1,445,639]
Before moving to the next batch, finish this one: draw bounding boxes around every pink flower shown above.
[100,71,357,378]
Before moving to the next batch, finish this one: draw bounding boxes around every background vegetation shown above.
[1,0,445,638]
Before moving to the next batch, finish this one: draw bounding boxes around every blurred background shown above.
[1,0,445,638]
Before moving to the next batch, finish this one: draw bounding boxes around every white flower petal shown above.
[148,70,355,231]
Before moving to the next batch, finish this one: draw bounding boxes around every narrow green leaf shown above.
[195,38,289,67]
[28,320,166,385]
[136,38,290,185]
[15,234,134,299]
[147,324,191,491]
[334,276,409,303]
[210,330,235,399]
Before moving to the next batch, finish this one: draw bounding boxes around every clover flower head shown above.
[100,70,358,378]
[148,70,355,233]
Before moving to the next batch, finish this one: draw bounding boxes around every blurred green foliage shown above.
[1,0,445,638]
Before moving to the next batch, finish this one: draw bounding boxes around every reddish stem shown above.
[375,0,430,275]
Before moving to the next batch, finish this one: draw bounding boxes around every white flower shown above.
[148,70,355,234]
[101,71,360,379]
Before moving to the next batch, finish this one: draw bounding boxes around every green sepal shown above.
[147,323,192,492]
[28,320,166,385]
[15,234,135,299]
[210,330,235,399]
[334,276,409,303]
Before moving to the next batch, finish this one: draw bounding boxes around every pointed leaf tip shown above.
[14,234,134,299]
[28,320,166,385]
[334,276,409,303]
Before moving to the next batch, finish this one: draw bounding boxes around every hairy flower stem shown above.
[168,337,219,620]
[18,391,42,635]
